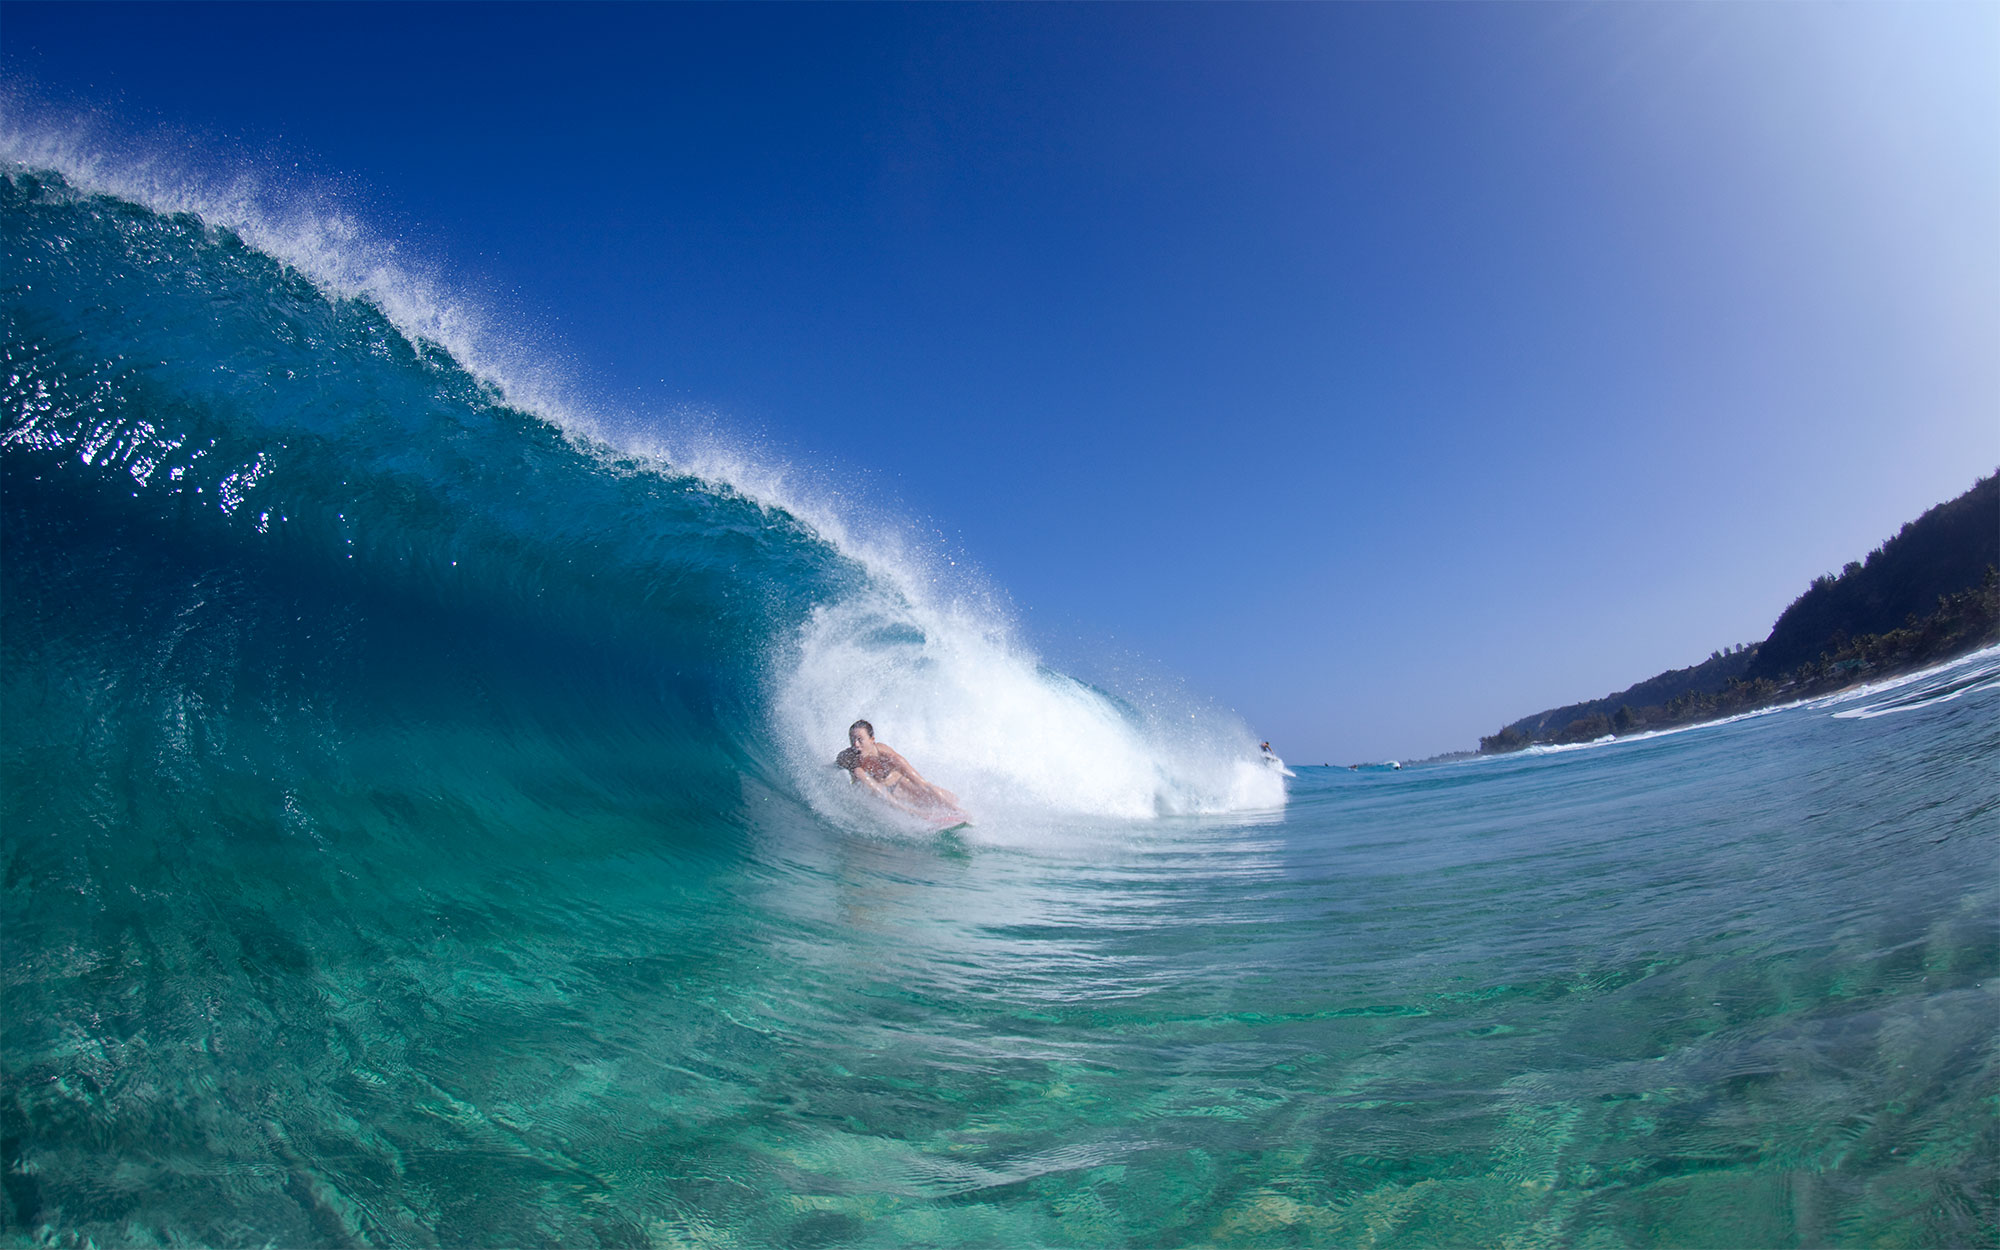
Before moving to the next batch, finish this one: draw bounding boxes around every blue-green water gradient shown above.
[4,169,1996,1248]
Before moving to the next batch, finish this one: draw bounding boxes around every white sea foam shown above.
[1825,643,2000,721]
[1,105,1285,822]
[773,588,1282,829]
[1480,641,2000,762]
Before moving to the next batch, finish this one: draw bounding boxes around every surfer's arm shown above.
[864,770,938,817]
[854,766,933,813]
[879,746,956,805]
[849,768,893,799]
[881,769,941,807]
[890,771,960,813]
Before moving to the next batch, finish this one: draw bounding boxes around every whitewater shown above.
[4,160,1996,1248]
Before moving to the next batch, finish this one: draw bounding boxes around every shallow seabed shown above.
[6,652,1996,1248]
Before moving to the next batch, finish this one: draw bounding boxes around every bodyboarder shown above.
[834,719,967,823]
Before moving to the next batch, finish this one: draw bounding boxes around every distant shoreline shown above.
[1526,640,1996,754]
[1381,639,2000,770]
[1472,472,1999,758]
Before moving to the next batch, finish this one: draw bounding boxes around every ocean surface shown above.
[5,167,1997,1249]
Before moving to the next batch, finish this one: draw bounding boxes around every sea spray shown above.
[3,151,1994,1249]
[776,588,1281,829]
[0,159,1283,834]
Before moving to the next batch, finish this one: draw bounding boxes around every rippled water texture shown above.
[5,169,1997,1247]
[7,654,1996,1247]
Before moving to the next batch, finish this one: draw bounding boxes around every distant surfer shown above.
[1258,739,1295,777]
[834,720,967,823]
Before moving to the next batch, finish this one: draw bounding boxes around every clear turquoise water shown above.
[4,169,1996,1248]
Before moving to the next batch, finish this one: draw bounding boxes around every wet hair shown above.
[834,747,862,771]
[848,719,874,739]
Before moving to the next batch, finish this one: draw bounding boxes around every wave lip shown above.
[2,155,1284,826]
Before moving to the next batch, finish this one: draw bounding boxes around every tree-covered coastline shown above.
[1478,472,2000,754]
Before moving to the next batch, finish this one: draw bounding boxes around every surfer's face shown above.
[849,727,873,750]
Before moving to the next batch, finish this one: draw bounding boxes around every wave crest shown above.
[2,151,1283,828]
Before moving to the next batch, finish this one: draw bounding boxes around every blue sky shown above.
[5,2,1996,762]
